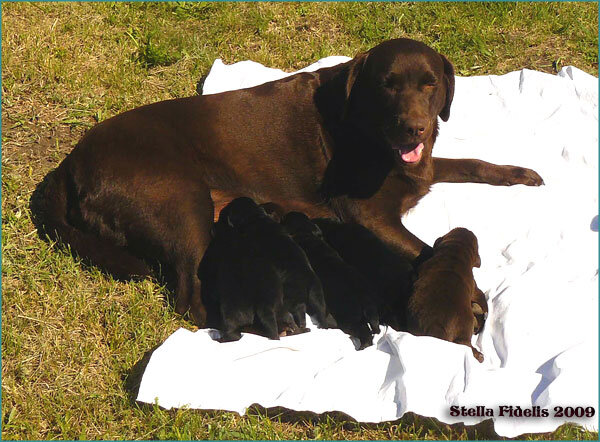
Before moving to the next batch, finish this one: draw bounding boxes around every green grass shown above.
[1,2,598,440]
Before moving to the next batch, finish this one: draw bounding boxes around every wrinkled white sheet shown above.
[137,57,599,438]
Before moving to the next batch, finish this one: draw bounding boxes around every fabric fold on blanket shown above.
[137,57,598,438]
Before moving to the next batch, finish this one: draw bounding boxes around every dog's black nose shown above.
[406,122,426,136]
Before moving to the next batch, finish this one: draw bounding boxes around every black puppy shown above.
[313,218,414,331]
[198,217,298,341]
[221,197,332,331]
[282,212,380,350]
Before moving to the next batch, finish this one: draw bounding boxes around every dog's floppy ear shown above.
[439,53,455,122]
[341,51,370,121]
[345,51,369,100]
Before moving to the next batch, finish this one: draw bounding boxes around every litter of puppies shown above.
[199,197,488,361]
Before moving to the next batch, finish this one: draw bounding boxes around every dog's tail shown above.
[33,163,151,280]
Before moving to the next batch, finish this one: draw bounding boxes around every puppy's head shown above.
[220,197,265,228]
[344,38,455,166]
[434,227,481,268]
[282,212,323,238]
[259,202,285,223]
[311,217,340,236]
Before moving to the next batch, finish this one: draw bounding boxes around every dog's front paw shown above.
[506,167,544,186]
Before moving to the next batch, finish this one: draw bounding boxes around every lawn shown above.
[2,2,598,440]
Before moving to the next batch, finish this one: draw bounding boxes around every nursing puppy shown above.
[313,218,414,331]
[221,197,332,330]
[408,227,484,362]
[282,212,379,350]
[198,218,297,342]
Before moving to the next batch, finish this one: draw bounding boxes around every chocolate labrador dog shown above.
[37,38,543,325]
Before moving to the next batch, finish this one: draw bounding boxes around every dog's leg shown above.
[277,311,299,336]
[350,196,429,261]
[306,277,332,328]
[167,186,215,326]
[256,305,281,340]
[290,303,310,333]
[432,158,544,186]
[355,323,374,350]
[174,261,207,326]
[367,221,428,261]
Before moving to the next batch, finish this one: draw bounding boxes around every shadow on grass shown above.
[124,344,162,405]
[247,404,501,439]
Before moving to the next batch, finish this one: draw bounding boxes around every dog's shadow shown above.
[244,405,501,439]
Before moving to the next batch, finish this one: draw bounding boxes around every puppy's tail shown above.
[32,163,151,280]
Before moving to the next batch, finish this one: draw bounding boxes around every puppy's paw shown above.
[285,326,311,336]
[472,347,484,363]
[505,167,544,187]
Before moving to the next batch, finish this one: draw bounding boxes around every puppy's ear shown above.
[473,251,481,268]
[439,53,455,122]
[260,202,284,223]
[433,236,443,249]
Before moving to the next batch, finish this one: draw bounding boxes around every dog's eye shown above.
[382,78,395,89]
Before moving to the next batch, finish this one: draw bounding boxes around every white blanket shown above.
[137,57,599,438]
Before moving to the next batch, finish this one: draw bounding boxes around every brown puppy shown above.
[36,38,542,326]
[408,228,484,362]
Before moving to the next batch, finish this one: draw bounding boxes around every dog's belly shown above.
[209,189,333,222]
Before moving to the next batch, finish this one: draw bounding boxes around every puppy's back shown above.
[408,228,480,343]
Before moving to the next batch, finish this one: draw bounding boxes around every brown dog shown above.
[407,227,484,362]
[36,38,543,325]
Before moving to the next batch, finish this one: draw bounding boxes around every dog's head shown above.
[434,227,481,268]
[343,38,455,166]
[220,197,266,228]
[282,211,323,238]
[311,217,340,236]
[259,202,285,223]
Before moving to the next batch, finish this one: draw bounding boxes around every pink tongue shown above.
[401,143,424,163]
